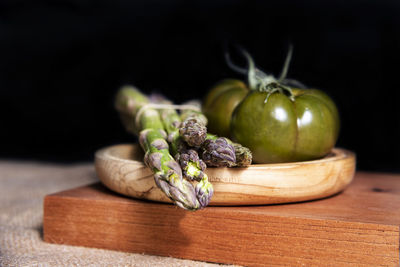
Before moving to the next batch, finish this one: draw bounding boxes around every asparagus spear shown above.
[201,137,237,167]
[206,133,252,167]
[179,101,208,147]
[232,142,253,166]
[115,86,200,210]
[154,98,214,208]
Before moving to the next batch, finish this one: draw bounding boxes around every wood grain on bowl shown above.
[95,144,356,205]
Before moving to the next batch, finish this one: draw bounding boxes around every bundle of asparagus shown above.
[115,87,201,210]
[115,85,252,211]
[155,97,213,208]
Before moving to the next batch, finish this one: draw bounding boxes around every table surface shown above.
[0,160,228,267]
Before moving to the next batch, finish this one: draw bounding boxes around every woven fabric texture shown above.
[0,161,231,267]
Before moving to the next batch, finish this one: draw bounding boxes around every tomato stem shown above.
[239,49,276,90]
[224,45,301,101]
[241,49,295,103]
[278,45,293,82]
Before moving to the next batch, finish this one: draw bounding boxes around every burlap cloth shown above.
[0,161,236,267]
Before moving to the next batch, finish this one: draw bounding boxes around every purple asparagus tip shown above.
[179,119,207,147]
[201,137,236,167]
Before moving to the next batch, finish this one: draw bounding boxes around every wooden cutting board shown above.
[43,172,400,266]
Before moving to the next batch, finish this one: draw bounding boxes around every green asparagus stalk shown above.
[153,97,214,208]
[115,86,200,210]
[206,133,252,167]
[155,100,205,178]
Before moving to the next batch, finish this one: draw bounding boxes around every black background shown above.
[1,0,399,171]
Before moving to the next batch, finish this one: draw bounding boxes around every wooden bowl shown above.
[95,144,356,206]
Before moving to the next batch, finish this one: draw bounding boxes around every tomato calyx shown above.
[225,45,307,103]
[243,47,295,103]
[259,82,295,103]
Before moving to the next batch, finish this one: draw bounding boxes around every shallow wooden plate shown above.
[95,144,356,206]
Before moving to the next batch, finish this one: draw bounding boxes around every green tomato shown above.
[202,79,248,138]
[230,89,340,163]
